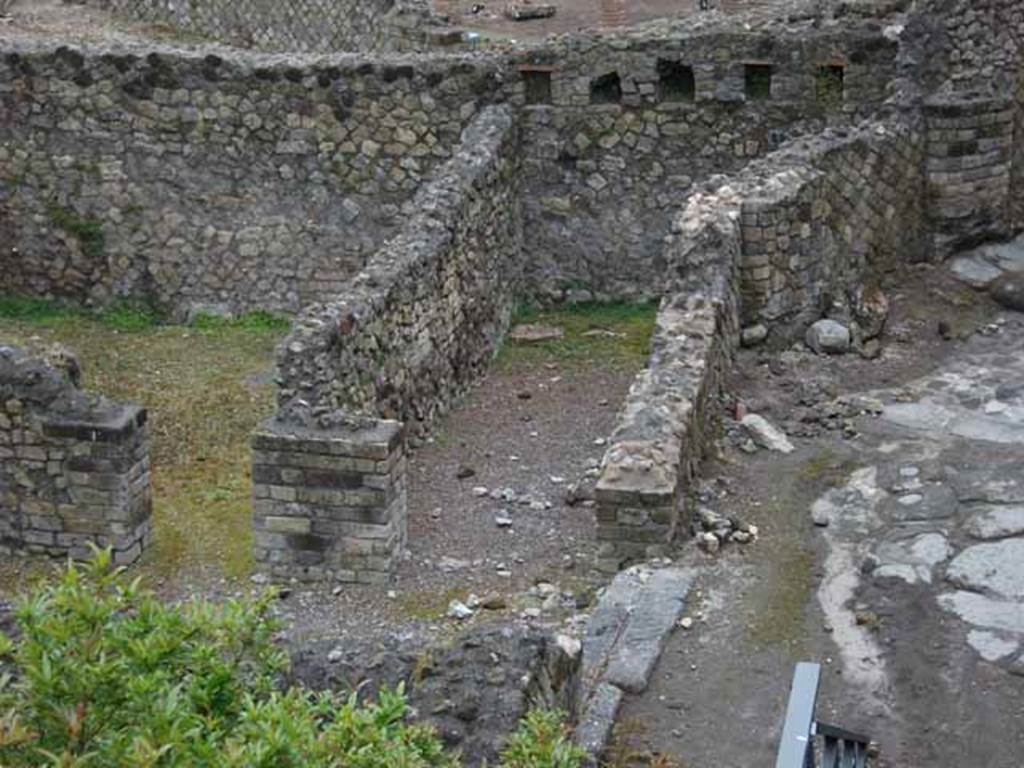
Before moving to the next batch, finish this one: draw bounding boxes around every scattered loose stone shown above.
[457,464,476,479]
[741,324,768,347]
[508,324,564,344]
[741,413,795,453]
[472,486,489,497]
[447,600,474,620]
[679,617,694,630]
[990,271,1024,312]
[806,319,851,354]
[495,513,513,528]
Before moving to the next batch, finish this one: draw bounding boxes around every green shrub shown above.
[0,553,584,768]
[498,710,588,768]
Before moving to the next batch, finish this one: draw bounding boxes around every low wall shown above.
[256,104,521,582]
[275,104,522,429]
[86,0,460,53]
[594,114,927,565]
[0,345,151,564]
[0,43,498,318]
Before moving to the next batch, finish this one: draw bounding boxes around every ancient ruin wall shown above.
[0,44,499,318]
[512,24,901,303]
[0,345,152,564]
[275,105,522,430]
[85,0,459,53]
[254,105,520,582]
[594,114,925,565]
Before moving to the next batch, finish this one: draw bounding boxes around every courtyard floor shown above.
[610,260,1024,767]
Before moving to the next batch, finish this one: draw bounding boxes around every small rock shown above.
[480,594,507,610]
[741,324,768,347]
[447,600,474,620]
[509,323,564,344]
[990,271,1024,312]
[679,617,694,630]
[698,532,720,554]
[805,319,851,354]
[327,647,344,663]
[456,464,476,479]
[471,486,489,497]
[495,514,513,528]
[741,414,795,453]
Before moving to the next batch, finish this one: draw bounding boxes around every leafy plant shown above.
[498,710,587,768]
[0,554,584,768]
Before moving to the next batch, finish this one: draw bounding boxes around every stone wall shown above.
[510,19,902,302]
[0,43,499,318]
[86,0,461,53]
[731,118,927,329]
[594,114,926,564]
[256,105,520,581]
[0,345,151,564]
[925,95,1016,255]
[922,0,1023,92]
[275,105,522,431]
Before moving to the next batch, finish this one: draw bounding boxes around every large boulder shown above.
[990,271,1024,312]
[805,319,851,354]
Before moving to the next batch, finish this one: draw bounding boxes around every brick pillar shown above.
[1,398,152,565]
[251,418,406,584]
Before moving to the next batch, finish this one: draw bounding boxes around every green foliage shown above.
[498,710,587,768]
[0,555,583,768]
[48,206,106,261]
[97,301,159,332]
[0,296,158,332]
[190,310,291,334]
[498,300,657,369]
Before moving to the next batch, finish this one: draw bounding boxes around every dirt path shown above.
[614,264,1024,767]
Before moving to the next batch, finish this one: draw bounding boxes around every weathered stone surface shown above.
[741,414,795,453]
[947,539,1024,599]
[967,630,1020,662]
[965,505,1024,540]
[806,319,852,355]
[990,271,1024,312]
[939,591,1024,634]
[508,324,565,344]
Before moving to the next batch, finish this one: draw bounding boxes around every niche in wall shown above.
[590,71,622,104]
[657,60,696,102]
[745,63,773,101]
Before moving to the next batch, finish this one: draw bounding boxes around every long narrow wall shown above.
[0,43,499,318]
[594,112,926,566]
[85,0,461,53]
[0,345,151,564]
[254,105,521,582]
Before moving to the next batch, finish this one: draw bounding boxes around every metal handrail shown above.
[775,662,871,768]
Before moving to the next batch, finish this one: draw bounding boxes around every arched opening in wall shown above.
[520,66,553,105]
[590,71,622,104]
[744,63,773,101]
[816,64,845,109]
[657,60,696,102]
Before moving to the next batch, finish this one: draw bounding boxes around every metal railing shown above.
[775,662,872,768]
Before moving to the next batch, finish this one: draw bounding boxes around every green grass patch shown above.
[497,300,657,370]
[797,449,858,489]
[0,299,287,583]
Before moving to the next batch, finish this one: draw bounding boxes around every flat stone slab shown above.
[508,323,564,344]
[874,532,951,584]
[965,505,1024,540]
[939,591,1024,634]
[967,630,1020,662]
[950,254,1004,288]
[947,539,1024,599]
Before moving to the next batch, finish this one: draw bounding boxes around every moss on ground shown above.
[497,300,657,370]
[0,297,288,584]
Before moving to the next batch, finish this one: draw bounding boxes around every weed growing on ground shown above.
[0,297,290,584]
[497,300,657,369]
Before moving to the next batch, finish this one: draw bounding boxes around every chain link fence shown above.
[87,0,449,53]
